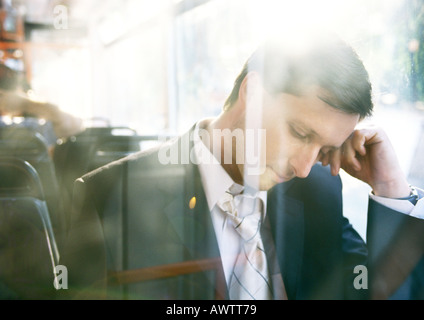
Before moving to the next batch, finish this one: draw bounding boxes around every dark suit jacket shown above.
[61,128,424,300]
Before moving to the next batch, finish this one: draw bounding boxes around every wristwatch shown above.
[397,186,420,205]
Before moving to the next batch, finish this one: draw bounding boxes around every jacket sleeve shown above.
[341,216,369,299]
[366,198,424,299]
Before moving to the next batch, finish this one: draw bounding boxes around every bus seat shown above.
[0,158,60,299]
[0,127,65,243]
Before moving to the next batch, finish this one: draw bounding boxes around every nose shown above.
[289,146,320,178]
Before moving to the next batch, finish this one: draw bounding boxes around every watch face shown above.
[408,197,418,205]
[408,187,419,205]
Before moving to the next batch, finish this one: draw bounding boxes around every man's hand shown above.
[322,125,411,198]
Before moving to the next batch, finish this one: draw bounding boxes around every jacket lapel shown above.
[162,129,226,299]
[267,181,305,300]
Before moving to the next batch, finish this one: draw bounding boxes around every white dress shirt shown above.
[192,119,268,286]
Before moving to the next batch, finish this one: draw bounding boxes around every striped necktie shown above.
[217,191,273,300]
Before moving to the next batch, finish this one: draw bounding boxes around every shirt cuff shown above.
[369,186,424,219]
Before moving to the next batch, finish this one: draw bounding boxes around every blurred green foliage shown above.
[393,0,424,102]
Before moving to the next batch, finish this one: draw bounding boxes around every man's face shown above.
[253,88,360,190]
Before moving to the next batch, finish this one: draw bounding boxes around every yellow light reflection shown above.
[189,196,196,210]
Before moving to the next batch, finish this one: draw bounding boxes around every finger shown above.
[329,148,342,176]
[320,152,330,167]
[351,130,367,156]
[341,141,362,171]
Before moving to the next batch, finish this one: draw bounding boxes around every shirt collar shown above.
[193,119,238,211]
[193,119,267,211]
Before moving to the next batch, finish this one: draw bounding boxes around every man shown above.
[62,31,424,300]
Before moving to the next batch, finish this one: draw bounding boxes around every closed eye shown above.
[289,125,308,141]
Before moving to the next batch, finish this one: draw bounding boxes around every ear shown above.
[238,71,262,106]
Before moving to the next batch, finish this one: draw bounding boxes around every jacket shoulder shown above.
[79,139,171,184]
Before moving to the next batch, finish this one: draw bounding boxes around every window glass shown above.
[26,1,424,240]
[175,0,257,133]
